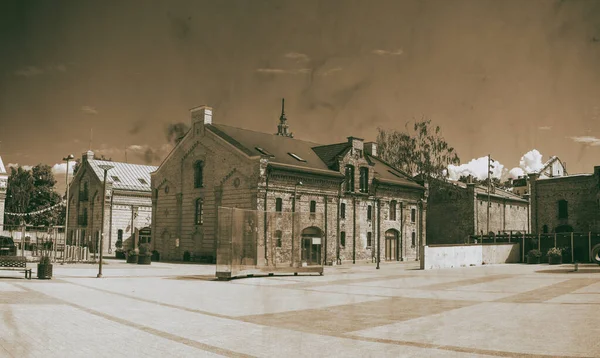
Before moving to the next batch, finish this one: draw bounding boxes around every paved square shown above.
[1,260,599,357]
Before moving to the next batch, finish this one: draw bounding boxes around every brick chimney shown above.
[347,137,364,157]
[191,105,213,136]
[82,150,94,163]
[364,142,377,157]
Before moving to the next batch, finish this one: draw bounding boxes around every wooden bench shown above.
[0,256,32,279]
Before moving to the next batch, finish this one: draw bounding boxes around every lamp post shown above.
[62,154,74,265]
[487,155,495,238]
[97,164,113,278]
[291,181,303,268]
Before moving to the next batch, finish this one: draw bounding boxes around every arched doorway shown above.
[301,227,323,265]
[385,229,400,261]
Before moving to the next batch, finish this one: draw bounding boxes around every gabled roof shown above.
[537,156,566,176]
[0,155,6,175]
[206,123,423,190]
[87,159,157,192]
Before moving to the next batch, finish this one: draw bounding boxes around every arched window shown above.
[275,230,282,248]
[367,232,372,247]
[340,203,346,219]
[367,205,372,221]
[411,208,416,223]
[340,231,346,247]
[194,161,204,188]
[195,198,203,225]
[411,232,416,247]
[558,200,568,219]
[310,200,316,217]
[542,225,548,234]
[390,200,397,221]
[359,167,369,193]
[275,198,283,212]
[345,165,355,192]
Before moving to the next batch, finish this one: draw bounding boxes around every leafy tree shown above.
[377,117,460,180]
[4,164,63,227]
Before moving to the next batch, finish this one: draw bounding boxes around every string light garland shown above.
[5,200,66,217]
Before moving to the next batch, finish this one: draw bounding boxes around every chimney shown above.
[364,142,377,157]
[191,105,213,126]
[347,137,364,156]
[82,150,94,163]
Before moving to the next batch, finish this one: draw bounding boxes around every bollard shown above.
[574,262,579,272]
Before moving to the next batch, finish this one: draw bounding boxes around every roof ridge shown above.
[213,123,325,146]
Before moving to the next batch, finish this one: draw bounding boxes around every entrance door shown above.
[300,227,323,266]
[385,230,399,261]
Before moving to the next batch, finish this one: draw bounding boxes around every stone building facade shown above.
[512,156,567,196]
[0,154,7,230]
[151,103,428,264]
[66,151,156,254]
[427,179,529,244]
[529,166,600,234]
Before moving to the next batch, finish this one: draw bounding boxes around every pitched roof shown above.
[206,123,423,189]
[0,155,6,175]
[444,180,527,202]
[87,159,157,192]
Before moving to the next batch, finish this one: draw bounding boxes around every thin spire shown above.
[89,128,93,150]
[276,98,293,138]
[280,98,286,122]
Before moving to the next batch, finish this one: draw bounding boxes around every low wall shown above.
[422,243,521,270]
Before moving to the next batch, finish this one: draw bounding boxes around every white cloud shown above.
[447,155,504,181]
[81,106,98,115]
[570,136,600,146]
[519,149,544,173]
[508,167,525,179]
[284,52,310,62]
[538,126,552,130]
[256,68,311,75]
[51,161,77,175]
[14,66,44,77]
[372,49,404,56]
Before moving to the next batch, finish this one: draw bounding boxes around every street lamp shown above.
[291,181,303,268]
[97,164,113,278]
[62,154,74,265]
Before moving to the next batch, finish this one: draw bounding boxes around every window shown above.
[390,200,397,221]
[275,230,282,248]
[117,229,123,241]
[111,176,121,182]
[359,167,369,193]
[288,152,306,162]
[138,178,148,185]
[275,198,283,212]
[194,161,204,188]
[345,165,355,192]
[543,225,549,234]
[195,198,203,225]
[367,232,372,247]
[310,200,316,217]
[367,205,372,221]
[341,203,346,219]
[340,232,346,247]
[411,232,416,247]
[79,182,89,201]
[411,208,416,223]
[558,200,568,219]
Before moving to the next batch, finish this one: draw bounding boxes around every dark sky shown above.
[1,0,600,192]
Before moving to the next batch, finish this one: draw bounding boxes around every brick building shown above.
[66,150,157,254]
[0,154,7,230]
[151,103,428,264]
[529,166,600,234]
[427,179,529,244]
[512,156,567,196]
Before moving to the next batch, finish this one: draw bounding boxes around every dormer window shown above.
[138,178,148,185]
[111,176,120,182]
[345,165,355,192]
[359,167,369,193]
[288,152,306,162]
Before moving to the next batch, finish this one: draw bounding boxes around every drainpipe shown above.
[108,192,114,254]
[263,168,270,266]
[376,182,381,269]
[353,196,356,264]
[324,194,328,265]
[336,181,342,265]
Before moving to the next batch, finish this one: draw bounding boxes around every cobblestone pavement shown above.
[1,260,600,357]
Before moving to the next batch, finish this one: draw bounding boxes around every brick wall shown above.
[531,172,600,233]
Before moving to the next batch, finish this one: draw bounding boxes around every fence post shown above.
[571,232,574,263]
[522,236,525,262]
[554,233,557,247]
[538,233,541,251]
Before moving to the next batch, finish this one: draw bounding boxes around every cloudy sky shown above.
[1,0,600,192]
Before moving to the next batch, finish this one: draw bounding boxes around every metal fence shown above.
[0,225,91,262]
[216,207,325,279]
[467,232,600,263]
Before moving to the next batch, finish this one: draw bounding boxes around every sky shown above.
[1,0,600,193]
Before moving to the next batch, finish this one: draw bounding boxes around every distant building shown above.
[0,154,7,230]
[151,102,428,264]
[530,166,600,234]
[66,150,157,254]
[427,178,529,244]
[512,156,567,196]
